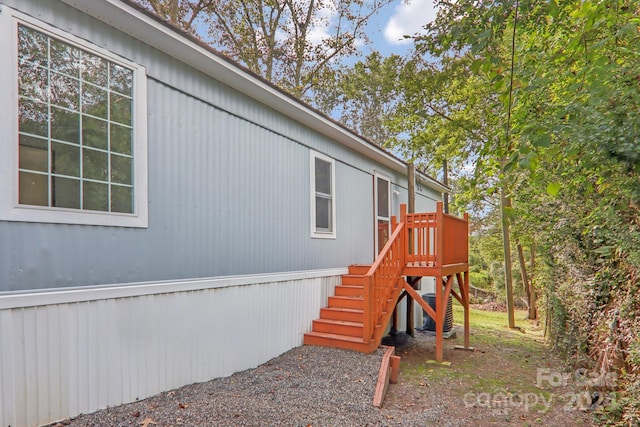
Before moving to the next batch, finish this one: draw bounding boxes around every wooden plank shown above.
[373,346,395,408]
[402,280,436,321]
[390,355,401,384]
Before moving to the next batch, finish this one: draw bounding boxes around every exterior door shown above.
[375,174,391,254]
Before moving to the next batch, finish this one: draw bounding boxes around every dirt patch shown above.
[382,309,601,426]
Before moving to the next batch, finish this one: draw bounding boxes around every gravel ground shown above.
[61,346,404,427]
[54,328,597,427]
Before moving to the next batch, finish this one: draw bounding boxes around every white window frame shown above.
[0,5,148,228]
[310,150,336,239]
[374,172,391,254]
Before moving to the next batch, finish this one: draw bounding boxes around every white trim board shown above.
[0,268,349,309]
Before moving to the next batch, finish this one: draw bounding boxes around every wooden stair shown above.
[304,265,378,353]
[304,202,471,363]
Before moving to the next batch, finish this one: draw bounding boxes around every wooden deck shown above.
[304,202,470,362]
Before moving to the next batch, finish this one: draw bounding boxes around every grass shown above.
[400,302,553,396]
[386,303,597,426]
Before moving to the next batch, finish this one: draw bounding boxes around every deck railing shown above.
[405,210,438,267]
[362,201,468,345]
[363,218,405,343]
[441,208,469,266]
[404,202,468,267]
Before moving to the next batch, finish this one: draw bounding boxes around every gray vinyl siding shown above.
[0,0,443,292]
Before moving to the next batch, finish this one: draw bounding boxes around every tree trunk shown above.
[500,188,516,328]
[517,243,537,319]
[528,243,537,320]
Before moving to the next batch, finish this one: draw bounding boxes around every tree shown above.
[402,0,640,422]
[381,0,523,325]
[135,0,212,32]
[134,0,394,98]
[313,51,405,145]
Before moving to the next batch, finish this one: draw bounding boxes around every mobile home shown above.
[0,1,450,425]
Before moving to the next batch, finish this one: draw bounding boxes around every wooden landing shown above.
[402,262,469,277]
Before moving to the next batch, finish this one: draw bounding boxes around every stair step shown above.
[328,295,364,309]
[303,331,375,353]
[334,285,364,297]
[312,318,363,337]
[320,307,364,322]
[348,265,371,275]
[341,275,366,286]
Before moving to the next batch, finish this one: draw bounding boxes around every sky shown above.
[366,0,438,57]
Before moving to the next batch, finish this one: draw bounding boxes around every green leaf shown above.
[546,182,561,196]
[503,154,519,172]
[476,28,492,41]
[593,246,613,256]
[503,205,515,220]
[616,23,637,37]
[531,134,551,148]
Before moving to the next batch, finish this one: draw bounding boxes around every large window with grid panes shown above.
[0,7,148,227]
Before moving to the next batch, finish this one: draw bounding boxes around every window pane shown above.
[51,142,80,177]
[52,176,80,208]
[110,93,131,125]
[82,116,108,150]
[315,158,331,194]
[111,185,133,213]
[50,107,80,144]
[15,24,139,217]
[315,196,331,231]
[377,177,389,218]
[18,25,47,67]
[19,135,49,172]
[19,99,48,137]
[82,84,108,118]
[111,154,132,185]
[377,219,390,254]
[50,72,79,111]
[82,148,108,181]
[110,63,133,96]
[82,51,108,87]
[83,181,108,211]
[50,38,80,78]
[110,123,132,155]
[19,171,48,206]
[19,65,48,102]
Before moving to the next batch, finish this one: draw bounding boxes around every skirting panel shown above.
[0,269,344,427]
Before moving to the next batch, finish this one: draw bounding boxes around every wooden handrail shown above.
[362,220,405,343]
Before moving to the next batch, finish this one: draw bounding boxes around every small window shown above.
[375,174,391,254]
[310,150,336,238]
[0,8,148,227]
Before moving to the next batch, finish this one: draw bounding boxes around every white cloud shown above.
[303,2,336,45]
[384,0,437,45]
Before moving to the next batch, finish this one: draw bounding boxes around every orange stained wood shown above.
[303,201,471,363]
[373,346,398,408]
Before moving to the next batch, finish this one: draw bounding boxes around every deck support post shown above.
[406,293,414,337]
[435,274,444,362]
[391,306,398,335]
[464,271,470,349]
